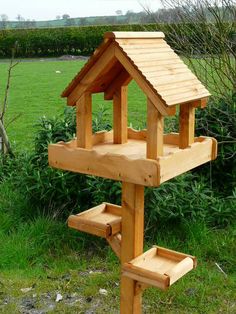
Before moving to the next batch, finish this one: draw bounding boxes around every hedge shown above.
[0,23,235,58]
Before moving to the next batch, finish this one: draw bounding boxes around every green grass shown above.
[0,59,148,151]
[0,182,235,313]
[0,59,235,313]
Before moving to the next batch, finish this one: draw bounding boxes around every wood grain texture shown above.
[76,93,92,149]
[113,86,128,144]
[120,183,144,314]
[179,103,195,149]
[104,69,131,100]
[105,32,165,39]
[147,98,164,159]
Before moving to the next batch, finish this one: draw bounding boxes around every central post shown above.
[120,182,145,314]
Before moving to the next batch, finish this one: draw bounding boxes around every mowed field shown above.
[0,59,147,150]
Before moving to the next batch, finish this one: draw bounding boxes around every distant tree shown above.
[56,15,61,20]
[0,14,8,29]
[65,18,75,26]
[62,14,70,20]
[116,10,123,15]
[80,17,87,26]
[16,14,25,21]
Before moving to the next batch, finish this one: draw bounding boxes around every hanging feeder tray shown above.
[122,246,197,290]
[68,202,122,238]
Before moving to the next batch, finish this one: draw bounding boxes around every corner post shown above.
[76,92,92,149]
[147,98,164,159]
[113,86,128,144]
[120,182,144,314]
[179,103,195,149]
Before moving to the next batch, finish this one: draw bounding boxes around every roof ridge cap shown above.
[104,31,165,39]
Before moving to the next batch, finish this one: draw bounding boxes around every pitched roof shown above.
[62,32,210,111]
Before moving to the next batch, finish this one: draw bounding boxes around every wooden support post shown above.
[113,86,128,144]
[120,182,144,314]
[146,98,164,159]
[76,92,92,149]
[179,103,195,149]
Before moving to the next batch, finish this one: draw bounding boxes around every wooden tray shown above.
[122,246,197,290]
[68,203,121,238]
[49,129,217,187]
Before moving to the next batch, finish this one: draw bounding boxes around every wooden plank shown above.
[118,43,169,49]
[89,61,123,94]
[135,283,149,295]
[123,47,173,54]
[72,203,106,219]
[149,72,197,85]
[48,142,160,186]
[155,78,202,91]
[104,70,131,100]
[116,38,166,45]
[130,53,180,62]
[192,98,208,108]
[69,216,108,231]
[137,59,184,67]
[140,63,188,72]
[144,68,192,79]
[105,32,165,39]
[113,86,128,144]
[67,44,116,106]
[122,271,168,290]
[158,138,215,183]
[155,246,197,266]
[107,233,121,259]
[62,39,112,97]
[92,130,113,145]
[115,46,174,116]
[120,182,145,314]
[147,98,164,159]
[76,93,92,149]
[159,84,207,97]
[128,128,147,140]
[68,217,109,238]
[164,257,194,285]
[123,263,168,284]
[179,103,195,149]
[106,203,122,216]
[127,247,157,265]
[165,91,209,104]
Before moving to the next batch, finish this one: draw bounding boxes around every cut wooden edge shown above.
[122,266,170,290]
[107,232,121,259]
[122,271,168,290]
[192,97,209,108]
[135,282,150,295]
[164,257,194,285]
[104,69,132,100]
[68,202,122,238]
[104,31,165,39]
[154,246,197,268]
[114,44,173,116]
[198,136,218,160]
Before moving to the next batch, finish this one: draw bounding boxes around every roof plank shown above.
[62,31,210,109]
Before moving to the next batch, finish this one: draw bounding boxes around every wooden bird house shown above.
[48,32,217,314]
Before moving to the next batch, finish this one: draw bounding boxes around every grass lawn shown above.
[0,59,147,151]
[0,59,235,313]
[0,183,235,313]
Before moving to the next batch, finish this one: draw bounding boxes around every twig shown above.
[215,262,228,277]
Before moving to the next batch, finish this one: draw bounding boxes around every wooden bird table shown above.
[48,31,217,314]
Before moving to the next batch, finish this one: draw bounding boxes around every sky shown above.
[1,0,162,21]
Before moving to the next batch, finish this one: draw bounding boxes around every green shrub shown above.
[1,23,234,58]
[1,106,235,228]
[145,174,236,230]
[196,95,236,195]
